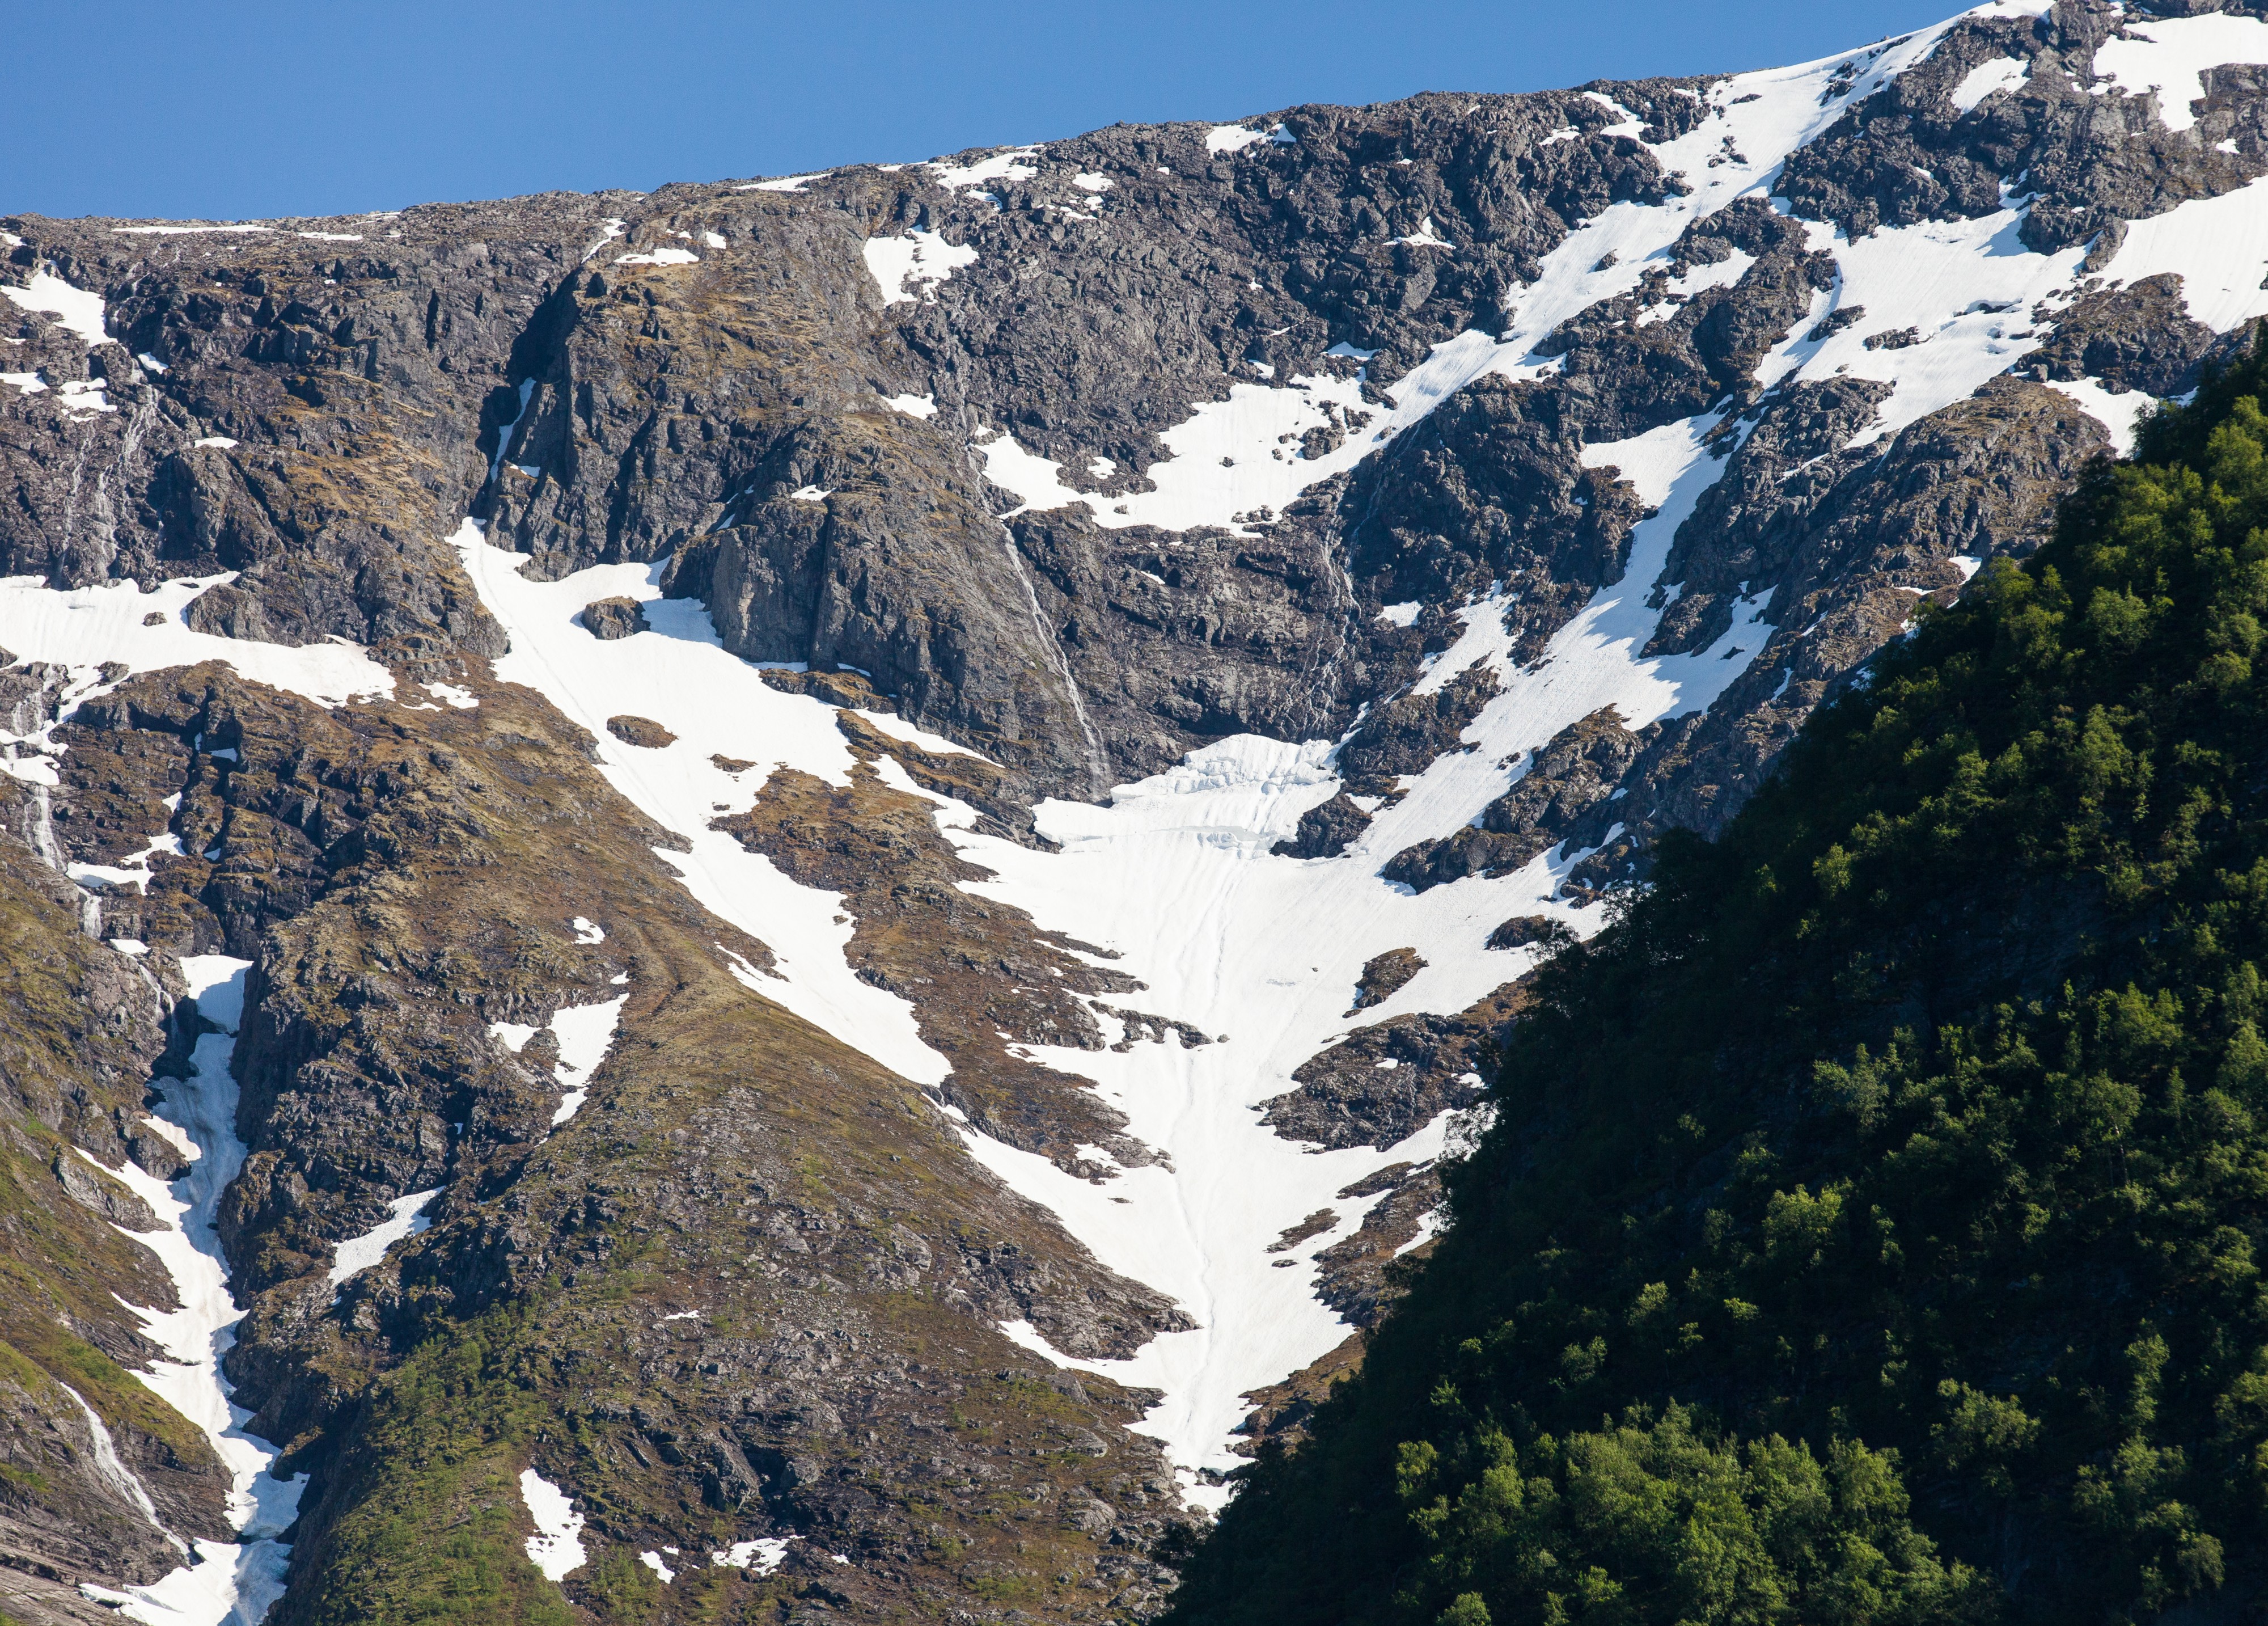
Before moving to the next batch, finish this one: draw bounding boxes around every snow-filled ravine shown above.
[80,957,307,1626]
[444,395,1783,1510]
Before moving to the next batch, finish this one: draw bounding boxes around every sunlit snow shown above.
[2,271,109,348]
[862,230,979,306]
[519,1469,586,1580]
[0,575,391,713]
[453,522,951,1086]
[714,1537,796,1573]
[927,147,1040,190]
[1949,54,2029,115]
[2093,12,2268,132]
[325,1189,439,1288]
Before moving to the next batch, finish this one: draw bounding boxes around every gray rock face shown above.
[0,199,648,667]
[1007,504,1383,785]
[2023,271,2216,394]
[1260,981,1526,1152]
[1348,947,1426,1013]
[1335,376,1648,666]
[1337,665,1503,787]
[1271,790,1373,859]
[1485,914,1571,953]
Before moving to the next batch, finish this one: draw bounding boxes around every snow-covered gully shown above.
[82,957,306,1626]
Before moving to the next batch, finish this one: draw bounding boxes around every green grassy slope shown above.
[1167,347,2268,1626]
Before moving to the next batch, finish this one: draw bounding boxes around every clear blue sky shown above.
[6,1,1959,222]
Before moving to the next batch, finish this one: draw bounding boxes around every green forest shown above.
[1167,348,2268,1625]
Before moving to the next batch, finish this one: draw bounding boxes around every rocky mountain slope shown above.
[1,1,2265,1620]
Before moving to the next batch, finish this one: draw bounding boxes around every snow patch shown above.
[741,172,827,192]
[2,272,108,348]
[549,995,628,1126]
[449,519,961,1091]
[927,147,1040,189]
[974,353,1378,535]
[1949,55,2029,115]
[885,392,938,419]
[68,826,184,892]
[2042,375,2157,457]
[1801,205,2080,449]
[714,1538,795,1573]
[54,378,116,415]
[2099,174,2268,333]
[326,1189,439,1287]
[520,1469,587,1580]
[862,230,979,305]
[1205,124,1288,154]
[0,575,393,711]
[488,378,535,488]
[580,218,625,263]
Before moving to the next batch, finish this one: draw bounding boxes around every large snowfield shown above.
[9,1,2268,1607]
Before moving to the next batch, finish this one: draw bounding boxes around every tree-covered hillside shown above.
[1168,344,2268,1626]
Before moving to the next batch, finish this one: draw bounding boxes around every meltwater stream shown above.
[82,955,307,1626]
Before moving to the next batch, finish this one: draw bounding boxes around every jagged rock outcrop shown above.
[1382,707,1641,892]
